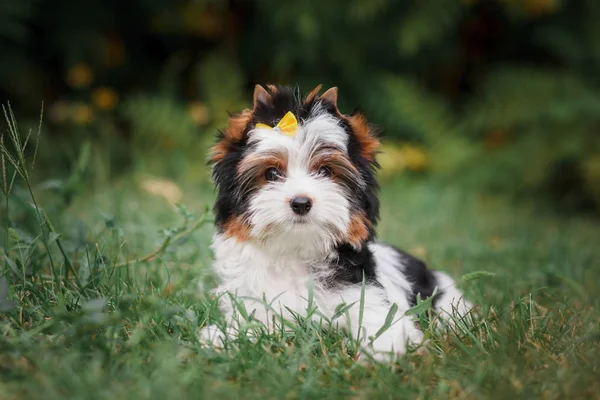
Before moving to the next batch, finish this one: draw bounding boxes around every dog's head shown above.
[210,85,379,258]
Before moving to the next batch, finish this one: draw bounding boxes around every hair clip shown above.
[255,111,297,137]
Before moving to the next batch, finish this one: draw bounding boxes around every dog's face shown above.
[211,85,379,258]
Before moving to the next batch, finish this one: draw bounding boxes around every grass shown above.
[1,112,599,399]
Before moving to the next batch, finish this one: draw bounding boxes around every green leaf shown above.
[331,301,358,321]
[372,303,398,341]
[357,273,366,340]
[175,203,193,220]
[238,321,266,332]
[4,256,20,275]
[48,232,60,246]
[461,271,497,282]
[8,227,19,243]
[405,291,436,316]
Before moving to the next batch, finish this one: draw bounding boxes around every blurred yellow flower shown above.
[140,178,183,205]
[188,102,210,125]
[378,142,429,178]
[92,87,119,110]
[400,145,429,171]
[409,246,427,258]
[66,64,94,88]
[72,104,94,124]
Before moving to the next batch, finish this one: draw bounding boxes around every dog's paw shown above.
[359,317,426,363]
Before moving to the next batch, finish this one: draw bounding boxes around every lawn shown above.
[1,139,599,399]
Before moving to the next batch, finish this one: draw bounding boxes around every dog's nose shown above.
[290,196,312,215]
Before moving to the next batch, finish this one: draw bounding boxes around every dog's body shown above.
[202,85,471,357]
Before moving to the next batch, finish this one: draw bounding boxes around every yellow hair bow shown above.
[255,111,298,137]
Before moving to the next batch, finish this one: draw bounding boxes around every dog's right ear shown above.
[253,84,273,109]
[304,84,323,103]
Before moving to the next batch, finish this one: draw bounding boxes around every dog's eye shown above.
[318,166,332,178]
[264,167,282,182]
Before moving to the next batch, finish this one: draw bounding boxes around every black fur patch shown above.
[391,246,441,307]
[211,134,251,230]
[253,86,331,127]
[329,243,379,286]
[342,121,380,237]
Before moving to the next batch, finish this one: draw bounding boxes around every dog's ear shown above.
[304,84,323,103]
[319,86,378,162]
[305,85,339,113]
[320,87,338,108]
[211,85,270,163]
[266,84,279,95]
[253,84,272,109]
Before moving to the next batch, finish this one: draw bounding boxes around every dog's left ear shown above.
[320,87,338,108]
[315,86,379,162]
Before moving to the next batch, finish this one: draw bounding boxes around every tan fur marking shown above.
[210,109,253,162]
[237,151,288,185]
[345,113,380,161]
[309,148,360,179]
[347,213,371,249]
[266,84,278,94]
[223,216,252,242]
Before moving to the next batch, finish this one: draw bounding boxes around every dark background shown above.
[1,0,599,215]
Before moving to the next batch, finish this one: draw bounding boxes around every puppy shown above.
[201,85,472,358]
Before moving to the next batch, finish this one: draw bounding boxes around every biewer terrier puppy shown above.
[201,85,472,358]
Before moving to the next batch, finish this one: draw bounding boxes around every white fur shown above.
[244,113,354,258]
[201,236,473,359]
[432,271,473,318]
[297,112,348,152]
[247,112,348,158]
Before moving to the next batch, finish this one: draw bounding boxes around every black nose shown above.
[290,196,312,215]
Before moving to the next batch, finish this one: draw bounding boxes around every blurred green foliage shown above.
[1,0,600,212]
